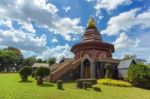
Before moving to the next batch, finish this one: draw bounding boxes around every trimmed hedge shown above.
[98,79,131,87]
[19,66,32,81]
[36,67,50,85]
[57,80,63,89]
[127,64,150,89]
[36,67,50,78]
[76,78,97,88]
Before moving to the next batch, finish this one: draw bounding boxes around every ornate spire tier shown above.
[82,16,102,42]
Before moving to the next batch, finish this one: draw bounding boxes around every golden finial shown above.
[86,16,97,29]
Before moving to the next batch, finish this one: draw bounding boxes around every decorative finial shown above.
[86,16,97,29]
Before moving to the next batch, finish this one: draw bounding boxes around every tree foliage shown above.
[4,47,23,58]
[127,64,150,88]
[48,57,56,65]
[0,50,18,72]
[19,66,32,81]
[123,54,137,60]
[36,67,50,78]
[36,59,43,63]
[0,47,24,72]
[24,56,36,66]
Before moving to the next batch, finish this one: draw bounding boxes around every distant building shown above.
[32,63,49,68]
[117,59,136,79]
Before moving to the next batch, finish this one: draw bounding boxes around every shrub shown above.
[76,79,97,88]
[127,64,150,88]
[57,80,63,89]
[98,79,131,87]
[83,82,88,90]
[86,82,93,88]
[36,67,50,85]
[104,63,112,78]
[19,66,32,81]
[76,80,83,88]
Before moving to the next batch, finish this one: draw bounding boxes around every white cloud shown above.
[113,33,140,50]
[0,19,13,29]
[51,18,83,40]
[63,6,71,12]
[86,0,132,18]
[102,8,150,36]
[0,0,83,41]
[102,8,139,35]
[39,44,74,62]
[113,32,150,63]
[148,57,150,63]
[94,0,131,12]
[52,37,58,43]
[20,22,36,33]
[0,29,47,53]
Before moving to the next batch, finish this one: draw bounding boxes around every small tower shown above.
[71,16,114,60]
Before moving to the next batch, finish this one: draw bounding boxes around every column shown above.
[80,62,84,79]
[90,61,96,78]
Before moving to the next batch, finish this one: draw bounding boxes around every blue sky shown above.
[0,0,150,62]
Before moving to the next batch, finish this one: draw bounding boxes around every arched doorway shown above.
[83,59,91,78]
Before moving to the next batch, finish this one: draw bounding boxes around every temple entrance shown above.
[83,59,91,78]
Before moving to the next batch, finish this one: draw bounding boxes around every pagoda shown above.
[71,16,114,60]
[71,16,116,78]
[50,17,119,82]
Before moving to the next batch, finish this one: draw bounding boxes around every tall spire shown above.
[86,16,97,30]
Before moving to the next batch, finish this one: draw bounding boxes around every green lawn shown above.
[0,73,150,99]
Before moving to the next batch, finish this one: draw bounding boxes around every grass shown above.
[0,73,150,99]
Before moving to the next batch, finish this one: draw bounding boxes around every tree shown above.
[36,59,43,63]
[36,67,50,85]
[127,64,150,89]
[123,54,146,64]
[123,54,137,60]
[4,47,24,71]
[24,56,36,66]
[19,66,32,81]
[48,57,56,65]
[4,47,23,58]
[104,63,112,78]
[0,50,18,72]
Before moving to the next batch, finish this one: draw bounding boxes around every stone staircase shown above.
[49,58,82,82]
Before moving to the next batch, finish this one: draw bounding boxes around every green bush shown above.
[83,82,88,90]
[76,79,97,88]
[36,67,50,77]
[19,66,32,81]
[127,64,150,88]
[57,80,63,89]
[36,67,50,85]
[98,79,131,87]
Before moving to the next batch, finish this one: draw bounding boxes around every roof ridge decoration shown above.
[86,16,97,30]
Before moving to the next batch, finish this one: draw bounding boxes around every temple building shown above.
[48,17,120,82]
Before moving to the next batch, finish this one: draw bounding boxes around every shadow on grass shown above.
[19,80,33,83]
[57,88,65,91]
[135,86,150,90]
[38,83,54,87]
